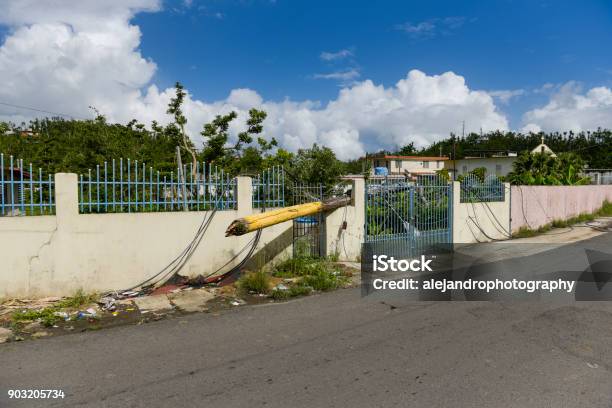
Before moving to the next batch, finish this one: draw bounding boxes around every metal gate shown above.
[365,175,452,257]
[292,184,324,258]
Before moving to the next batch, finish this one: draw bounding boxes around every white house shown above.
[369,154,449,178]
[445,139,558,179]
[445,154,518,179]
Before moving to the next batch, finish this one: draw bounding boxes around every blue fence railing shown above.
[365,175,452,248]
[0,153,55,216]
[252,166,285,208]
[459,174,505,203]
[79,159,236,213]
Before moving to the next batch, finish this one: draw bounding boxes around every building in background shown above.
[445,151,518,179]
[368,154,448,179]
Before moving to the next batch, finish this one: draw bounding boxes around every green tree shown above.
[167,82,198,175]
[290,144,344,189]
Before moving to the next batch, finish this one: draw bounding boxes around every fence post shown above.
[452,181,460,243]
[236,176,253,217]
[54,173,79,229]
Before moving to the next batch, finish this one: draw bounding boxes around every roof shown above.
[369,154,449,161]
[459,156,518,161]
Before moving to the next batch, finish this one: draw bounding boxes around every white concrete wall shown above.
[324,178,365,262]
[445,157,517,177]
[0,174,294,298]
[452,181,511,243]
[0,174,368,298]
[511,185,612,233]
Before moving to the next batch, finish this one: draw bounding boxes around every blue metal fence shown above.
[0,153,55,216]
[365,175,452,254]
[459,174,505,203]
[252,166,285,208]
[78,159,236,213]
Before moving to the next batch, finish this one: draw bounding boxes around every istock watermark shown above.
[360,242,612,301]
[373,255,433,272]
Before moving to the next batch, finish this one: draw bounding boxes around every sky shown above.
[1,0,612,159]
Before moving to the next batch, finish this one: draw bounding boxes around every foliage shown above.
[12,307,60,327]
[271,256,349,293]
[11,290,98,327]
[56,289,98,309]
[167,82,197,174]
[413,129,612,169]
[200,108,279,175]
[290,144,344,189]
[506,152,591,185]
[301,267,346,291]
[596,200,612,217]
[269,284,313,300]
[237,270,271,294]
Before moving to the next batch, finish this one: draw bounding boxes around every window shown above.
[423,161,429,169]
[437,161,442,168]
[395,160,401,169]
[495,164,502,176]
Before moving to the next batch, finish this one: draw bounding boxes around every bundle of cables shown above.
[104,181,263,298]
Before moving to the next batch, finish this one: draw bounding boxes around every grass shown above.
[266,256,351,300]
[596,200,612,217]
[237,270,271,295]
[56,289,98,309]
[12,307,60,327]
[11,289,98,327]
[513,200,612,238]
[302,269,347,291]
[269,284,313,301]
[272,257,315,278]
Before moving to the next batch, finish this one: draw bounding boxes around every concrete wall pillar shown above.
[54,173,79,230]
[323,177,365,262]
[235,176,253,218]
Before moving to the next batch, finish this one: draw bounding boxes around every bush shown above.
[289,285,313,296]
[12,308,60,327]
[302,269,346,291]
[273,257,314,278]
[596,200,612,217]
[238,270,271,294]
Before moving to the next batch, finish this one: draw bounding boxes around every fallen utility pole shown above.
[225,196,351,236]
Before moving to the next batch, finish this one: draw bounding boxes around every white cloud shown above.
[395,21,437,38]
[489,89,525,104]
[320,49,353,61]
[395,17,468,39]
[313,69,361,82]
[0,2,509,160]
[522,82,612,132]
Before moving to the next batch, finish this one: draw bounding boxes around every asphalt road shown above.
[2,233,612,408]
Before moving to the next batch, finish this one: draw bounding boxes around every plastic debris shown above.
[274,283,289,291]
[98,296,117,311]
[53,311,69,320]
[86,308,97,316]
[230,298,246,306]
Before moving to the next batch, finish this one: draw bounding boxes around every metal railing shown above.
[0,153,55,216]
[365,175,452,247]
[460,174,505,203]
[252,166,285,208]
[79,159,236,213]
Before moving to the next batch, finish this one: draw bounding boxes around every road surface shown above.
[2,233,612,407]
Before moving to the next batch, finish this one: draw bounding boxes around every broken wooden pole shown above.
[225,196,351,236]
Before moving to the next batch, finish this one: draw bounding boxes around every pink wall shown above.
[511,185,612,233]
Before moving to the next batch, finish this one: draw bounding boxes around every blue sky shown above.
[134,0,612,128]
[1,0,612,158]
